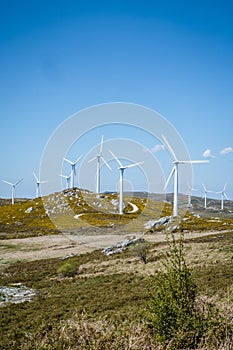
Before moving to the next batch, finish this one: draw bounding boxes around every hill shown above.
[0,189,233,239]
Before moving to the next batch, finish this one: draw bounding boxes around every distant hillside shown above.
[0,189,233,239]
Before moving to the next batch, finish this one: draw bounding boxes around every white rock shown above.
[25,207,34,213]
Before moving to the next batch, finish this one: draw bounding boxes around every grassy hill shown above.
[1,189,233,239]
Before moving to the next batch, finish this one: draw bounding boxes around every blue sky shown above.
[0,0,233,200]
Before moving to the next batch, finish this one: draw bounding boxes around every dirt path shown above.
[0,230,231,267]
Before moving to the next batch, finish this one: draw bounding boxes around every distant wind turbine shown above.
[162,134,209,217]
[109,150,143,215]
[202,184,215,209]
[64,155,82,188]
[216,184,229,210]
[187,183,198,207]
[33,172,48,198]
[2,178,23,204]
[88,135,111,194]
[60,172,72,189]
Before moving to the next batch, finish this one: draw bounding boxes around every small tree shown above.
[131,241,151,264]
[146,232,231,349]
[146,233,201,348]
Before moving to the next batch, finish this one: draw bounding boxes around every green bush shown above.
[57,258,79,277]
[146,233,231,349]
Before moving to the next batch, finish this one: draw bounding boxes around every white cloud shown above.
[202,149,215,158]
[220,147,233,155]
[145,144,165,153]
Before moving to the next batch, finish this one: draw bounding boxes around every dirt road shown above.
[0,229,231,268]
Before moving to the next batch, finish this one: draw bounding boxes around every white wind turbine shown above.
[2,178,23,204]
[33,172,48,198]
[60,173,72,189]
[64,155,82,188]
[216,184,229,210]
[202,184,215,209]
[109,150,143,215]
[88,135,111,194]
[187,183,198,207]
[162,134,209,217]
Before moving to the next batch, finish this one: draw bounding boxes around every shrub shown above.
[57,258,79,277]
[146,233,232,349]
[131,241,151,264]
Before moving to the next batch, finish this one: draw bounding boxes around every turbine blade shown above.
[223,183,227,192]
[60,174,67,179]
[15,178,23,186]
[100,135,104,154]
[224,193,229,200]
[64,158,73,165]
[161,134,178,162]
[74,155,82,165]
[124,161,144,169]
[109,150,123,167]
[88,156,97,163]
[179,160,209,164]
[164,166,175,190]
[101,157,112,170]
[33,172,39,182]
[2,180,13,186]
[202,184,207,191]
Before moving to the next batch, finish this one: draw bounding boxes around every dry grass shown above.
[0,231,233,349]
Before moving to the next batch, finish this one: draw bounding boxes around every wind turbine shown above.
[2,178,23,204]
[202,184,210,209]
[33,172,48,198]
[88,135,111,194]
[187,183,198,207]
[109,150,143,214]
[202,184,215,209]
[64,155,82,188]
[60,172,72,189]
[162,134,209,217]
[216,184,229,210]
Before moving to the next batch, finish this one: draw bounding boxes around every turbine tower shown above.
[162,134,208,217]
[60,173,72,189]
[109,150,143,215]
[2,178,23,204]
[88,135,111,194]
[202,184,209,209]
[64,155,82,188]
[33,172,48,198]
[216,184,229,210]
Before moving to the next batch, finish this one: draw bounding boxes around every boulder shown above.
[25,206,34,213]
[144,216,173,230]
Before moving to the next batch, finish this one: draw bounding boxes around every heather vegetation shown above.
[1,230,233,349]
